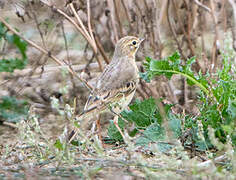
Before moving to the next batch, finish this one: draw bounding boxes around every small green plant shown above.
[0,96,29,123]
[141,52,209,94]
[108,98,182,151]
[0,22,29,123]
[0,22,28,72]
[142,52,235,147]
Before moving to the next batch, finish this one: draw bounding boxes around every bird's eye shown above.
[132,41,137,45]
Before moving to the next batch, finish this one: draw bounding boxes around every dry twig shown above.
[193,0,211,13]
[107,0,119,42]
[228,0,236,51]
[167,0,187,60]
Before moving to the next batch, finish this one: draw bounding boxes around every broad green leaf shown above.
[54,139,63,150]
[107,118,125,141]
[142,52,209,95]
[0,96,29,123]
[121,98,158,128]
[155,142,174,153]
[0,22,27,73]
[227,98,236,120]
[0,58,26,72]
[168,113,182,138]
[135,123,165,146]
[141,123,165,141]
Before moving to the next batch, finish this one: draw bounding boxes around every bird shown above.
[68,36,144,143]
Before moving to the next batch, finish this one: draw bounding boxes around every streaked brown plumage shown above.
[68,36,144,143]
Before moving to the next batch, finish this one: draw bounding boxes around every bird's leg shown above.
[91,121,96,134]
[113,116,125,141]
[109,104,129,123]
[96,114,104,147]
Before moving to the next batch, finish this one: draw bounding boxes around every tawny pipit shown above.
[68,36,144,143]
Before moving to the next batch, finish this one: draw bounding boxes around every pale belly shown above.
[111,90,136,114]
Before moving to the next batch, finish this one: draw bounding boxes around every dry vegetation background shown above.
[0,0,236,179]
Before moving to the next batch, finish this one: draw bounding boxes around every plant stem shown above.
[152,70,210,95]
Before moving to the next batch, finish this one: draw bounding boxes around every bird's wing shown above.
[83,57,138,114]
[67,79,137,143]
[82,79,137,116]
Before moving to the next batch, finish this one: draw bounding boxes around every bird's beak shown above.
[139,38,145,43]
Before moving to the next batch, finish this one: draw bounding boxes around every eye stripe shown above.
[119,37,139,46]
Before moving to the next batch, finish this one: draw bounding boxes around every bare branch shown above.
[113,0,123,37]
[87,0,95,43]
[107,0,119,42]
[28,1,46,48]
[228,0,236,51]
[69,3,97,53]
[209,0,220,72]
[167,0,187,60]
[120,0,132,32]
[193,0,211,13]
[40,0,97,54]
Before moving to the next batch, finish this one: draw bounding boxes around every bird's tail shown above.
[67,105,107,143]
[67,128,79,143]
[67,112,93,143]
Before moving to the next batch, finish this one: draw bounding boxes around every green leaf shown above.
[143,52,209,95]
[107,118,125,142]
[139,50,236,149]
[0,96,29,123]
[197,51,236,146]
[135,123,164,146]
[108,97,179,144]
[222,125,233,135]
[121,98,158,128]
[139,72,151,83]
[195,140,209,151]
[0,58,26,72]
[54,139,63,150]
[143,123,165,141]
[150,60,173,79]
[168,51,181,62]
[70,140,81,146]
[228,98,236,120]
[168,113,182,138]
[128,128,138,137]
[0,22,28,73]
[155,142,174,153]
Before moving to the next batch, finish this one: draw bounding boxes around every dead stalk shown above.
[172,0,195,57]
[120,0,132,32]
[113,0,123,37]
[28,1,46,48]
[193,0,211,13]
[40,0,97,54]
[94,35,110,64]
[228,0,236,51]
[87,0,96,44]
[209,0,220,72]
[107,0,119,42]
[69,3,97,53]
[167,0,187,60]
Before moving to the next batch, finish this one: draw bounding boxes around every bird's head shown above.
[113,36,144,58]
